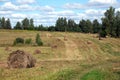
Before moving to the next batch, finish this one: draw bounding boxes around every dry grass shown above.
[0,30,120,80]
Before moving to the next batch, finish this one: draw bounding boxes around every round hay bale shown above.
[86,41,92,44]
[5,47,12,51]
[34,49,41,54]
[64,36,67,41]
[7,50,36,68]
[51,45,57,49]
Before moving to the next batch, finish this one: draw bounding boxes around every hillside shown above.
[0,30,120,80]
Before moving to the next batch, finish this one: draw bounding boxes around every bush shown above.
[25,38,32,44]
[99,30,107,38]
[13,37,24,45]
[35,33,43,46]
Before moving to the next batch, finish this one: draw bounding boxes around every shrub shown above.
[35,33,43,46]
[13,37,24,45]
[99,30,107,38]
[25,38,32,44]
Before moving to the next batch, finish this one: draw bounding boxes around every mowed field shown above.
[0,30,120,80]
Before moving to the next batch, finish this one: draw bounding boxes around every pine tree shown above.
[35,33,43,46]
[0,18,1,29]
[29,18,34,30]
[55,17,67,31]
[93,19,100,33]
[22,18,29,30]
[1,17,6,29]
[115,11,120,37]
[86,19,93,33]
[79,19,89,33]
[100,18,107,38]
[68,19,75,31]
[6,18,11,29]
[102,6,116,37]
[14,21,22,29]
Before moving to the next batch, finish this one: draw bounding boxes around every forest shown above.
[0,7,120,38]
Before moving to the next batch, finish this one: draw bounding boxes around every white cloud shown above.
[116,8,120,12]
[77,13,87,19]
[0,0,8,2]
[89,0,117,4]
[64,3,84,9]
[38,5,55,12]
[0,11,12,15]
[64,0,119,10]
[47,10,75,17]
[11,13,27,19]
[88,0,119,8]
[18,4,34,11]
[0,2,54,12]
[85,9,105,16]
[17,0,36,4]
[0,2,18,10]
[0,2,33,11]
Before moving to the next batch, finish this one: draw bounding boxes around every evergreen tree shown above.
[14,21,22,29]
[79,19,95,33]
[79,19,88,33]
[86,19,93,33]
[67,19,75,31]
[1,17,6,29]
[55,17,67,31]
[73,24,81,32]
[29,18,34,30]
[100,18,107,37]
[93,19,100,33]
[102,6,116,37]
[115,11,120,37]
[48,26,55,31]
[22,18,29,30]
[36,33,43,46]
[6,18,11,29]
[99,26,107,38]
[0,18,1,29]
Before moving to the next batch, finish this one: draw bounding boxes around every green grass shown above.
[44,69,77,80]
[81,69,120,80]
[81,70,105,80]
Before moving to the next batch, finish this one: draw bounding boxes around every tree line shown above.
[0,17,11,29]
[0,7,120,38]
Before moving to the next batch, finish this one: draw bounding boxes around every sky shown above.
[0,0,120,27]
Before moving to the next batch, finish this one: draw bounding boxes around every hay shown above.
[34,49,41,54]
[7,50,36,68]
[51,45,57,49]
[5,47,11,51]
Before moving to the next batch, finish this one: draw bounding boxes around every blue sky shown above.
[0,0,120,26]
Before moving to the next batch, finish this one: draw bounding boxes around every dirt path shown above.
[55,36,83,60]
[64,38,83,59]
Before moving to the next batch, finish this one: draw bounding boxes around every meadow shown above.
[0,30,120,80]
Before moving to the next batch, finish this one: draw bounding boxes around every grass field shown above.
[0,30,120,80]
